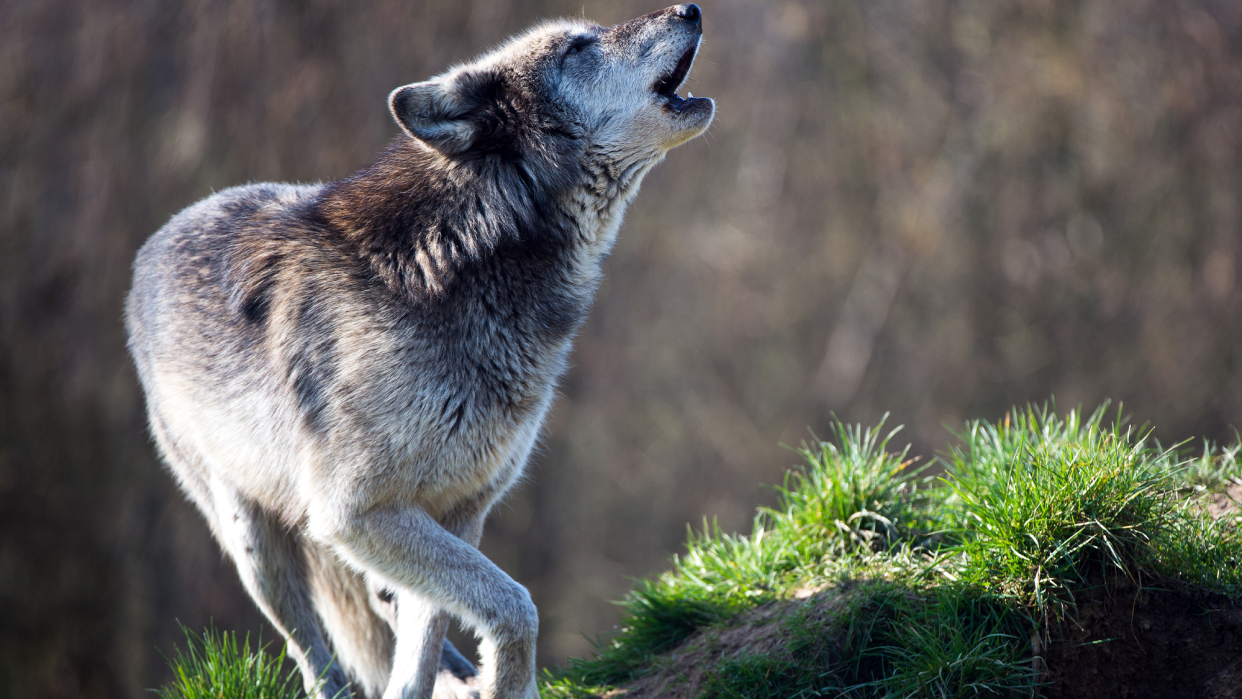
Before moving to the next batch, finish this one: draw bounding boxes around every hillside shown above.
[543,404,1242,698]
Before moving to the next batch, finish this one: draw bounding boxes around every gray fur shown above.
[125,5,712,699]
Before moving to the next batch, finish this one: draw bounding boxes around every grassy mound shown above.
[156,403,1242,698]
[543,403,1242,698]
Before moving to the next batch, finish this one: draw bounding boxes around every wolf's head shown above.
[388,4,714,176]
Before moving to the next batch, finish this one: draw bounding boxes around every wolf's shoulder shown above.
[141,182,324,254]
[128,180,373,334]
[134,181,344,284]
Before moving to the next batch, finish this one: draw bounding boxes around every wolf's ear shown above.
[389,77,482,156]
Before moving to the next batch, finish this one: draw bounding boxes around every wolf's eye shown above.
[565,36,596,57]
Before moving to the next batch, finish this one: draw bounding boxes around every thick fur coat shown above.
[125,5,713,699]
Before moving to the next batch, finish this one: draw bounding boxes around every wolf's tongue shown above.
[654,45,697,97]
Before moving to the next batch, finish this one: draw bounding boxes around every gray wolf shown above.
[124,5,713,699]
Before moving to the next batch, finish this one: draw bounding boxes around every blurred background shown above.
[2,0,1240,695]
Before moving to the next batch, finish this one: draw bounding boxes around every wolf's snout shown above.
[646,3,714,130]
[674,4,702,26]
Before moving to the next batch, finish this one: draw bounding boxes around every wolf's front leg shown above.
[316,506,538,699]
[384,593,481,699]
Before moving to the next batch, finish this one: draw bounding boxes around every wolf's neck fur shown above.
[311,136,661,408]
[316,137,659,307]
[570,143,664,263]
[317,139,564,300]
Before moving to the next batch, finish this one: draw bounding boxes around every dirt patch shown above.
[1041,581,1242,699]
[608,589,850,698]
[1205,483,1242,521]
[602,579,1242,699]
[610,600,793,698]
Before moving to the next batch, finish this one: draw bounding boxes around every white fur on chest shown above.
[295,325,573,524]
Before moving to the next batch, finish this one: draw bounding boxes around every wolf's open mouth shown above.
[653,43,707,113]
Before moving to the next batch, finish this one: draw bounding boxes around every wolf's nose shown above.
[674,4,702,26]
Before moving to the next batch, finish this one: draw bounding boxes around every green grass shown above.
[154,624,312,699]
[154,402,1242,699]
[1176,439,1242,490]
[945,405,1177,614]
[543,402,1242,698]
[871,590,1036,699]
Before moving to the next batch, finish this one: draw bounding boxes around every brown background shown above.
[2,0,1241,695]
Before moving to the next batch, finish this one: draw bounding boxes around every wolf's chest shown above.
[352,328,567,510]
[374,381,553,518]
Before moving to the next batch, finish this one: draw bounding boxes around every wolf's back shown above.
[125,182,335,513]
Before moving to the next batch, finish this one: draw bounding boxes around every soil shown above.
[1041,580,1242,699]
[606,581,1242,699]
[1205,483,1242,521]
[606,598,806,698]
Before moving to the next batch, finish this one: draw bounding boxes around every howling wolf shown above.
[125,5,713,698]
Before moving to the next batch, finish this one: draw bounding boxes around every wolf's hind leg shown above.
[436,638,480,697]
[431,642,481,698]
[304,540,397,699]
[209,477,350,699]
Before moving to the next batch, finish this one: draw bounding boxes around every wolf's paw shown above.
[432,669,480,699]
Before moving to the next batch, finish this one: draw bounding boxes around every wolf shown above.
[125,5,712,699]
